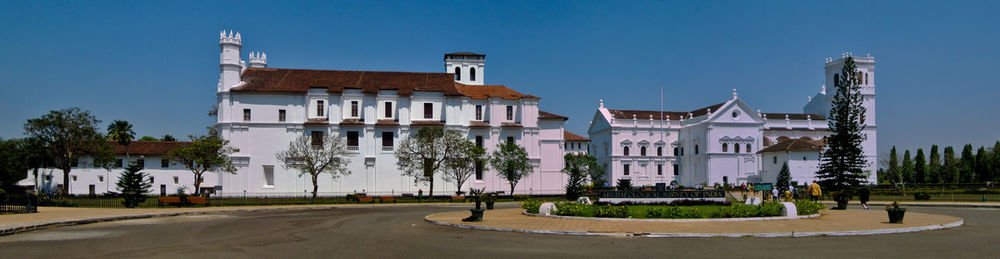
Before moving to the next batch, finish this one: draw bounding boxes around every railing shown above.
[867,184,1000,202]
[1,194,38,214]
[381,146,394,151]
[347,146,359,151]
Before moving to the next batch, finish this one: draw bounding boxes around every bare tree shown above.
[275,135,351,203]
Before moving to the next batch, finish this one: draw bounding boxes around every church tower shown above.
[445,52,485,85]
[218,30,243,92]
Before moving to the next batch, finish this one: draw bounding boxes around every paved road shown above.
[0,204,997,258]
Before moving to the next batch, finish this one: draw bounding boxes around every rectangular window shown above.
[115,159,123,168]
[506,136,514,144]
[657,164,663,175]
[279,109,286,122]
[173,176,179,184]
[161,159,169,168]
[243,109,251,121]
[475,161,484,180]
[506,106,513,120]
[347,131,359,147]
[673,165,679,176]
[623,164,630,176]
[476,135,483,148]
[263,165,275,187]
[475,105,483,120]
[423,103,433,119]
[350,101,358,117]
[317,100,325,117]
[311,131,324,146]
[98,176,104,182]
[384,102,393,118]
[382,132,393,147]
[137,159,145,168]
[72,175,77,181]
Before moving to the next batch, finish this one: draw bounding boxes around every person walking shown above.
[808,181,822,202]
[771,187,779,201]
[859,186,871,210]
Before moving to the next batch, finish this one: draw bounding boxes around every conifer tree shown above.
[975,146,989,183]
[992,141,1000,182]
[914,149,926,184]
[928,145,941,184]
[777,162,791,191]
[943,147,957,183]
[902,150,913,185]
[887,146,899,185]
[960,144,975,183]
[816,56,868,205]
[117,161,152,208]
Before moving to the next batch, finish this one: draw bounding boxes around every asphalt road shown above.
[0,204,997,258]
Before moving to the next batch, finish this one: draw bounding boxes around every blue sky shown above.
[1,1,998,162]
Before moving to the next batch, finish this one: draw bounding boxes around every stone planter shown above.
[485,201,495,210]
[463,208,485,222]
[835,200,849,210]
[887,207,906,223]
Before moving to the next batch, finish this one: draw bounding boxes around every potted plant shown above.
[831,190,852,210]
[483,192,497,210]
[462,187,486,222]
[886,201,906,223]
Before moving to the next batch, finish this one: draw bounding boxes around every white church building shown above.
[588,54,878,188]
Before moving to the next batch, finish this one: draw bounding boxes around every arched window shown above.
[695,145,699,155]
[833,73,839,86]
[865,73,869,85]
[673,147,679,156]
[623,146,630,156]
[734,144,740,153]
[722,143,728,152]
[454,67,461,81]
[657,147,663,156]
[746,144,752,153]
[470,67,477,81]
[640,146,647,156]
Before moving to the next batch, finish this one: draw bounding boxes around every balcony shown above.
[347,146,359,151]
[381,146,394,152]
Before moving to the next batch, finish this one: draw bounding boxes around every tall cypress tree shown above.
[943,147,957,183]
[914,149,926,184]
[117,161,152,208]
[928,145,941,184]
[887,146,899,185]
[992,141,1000,182]
[975,146,989,183]
[816,56,868,204]
[902,150,913,185]
[960,144,975,183]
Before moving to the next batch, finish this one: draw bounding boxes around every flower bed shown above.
[522,199,826,219]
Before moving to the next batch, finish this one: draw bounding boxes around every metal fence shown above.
[868,184,1000,202]
[31,192,566,209]
[1,194,38,214]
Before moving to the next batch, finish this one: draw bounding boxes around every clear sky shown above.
[2,1,998,163]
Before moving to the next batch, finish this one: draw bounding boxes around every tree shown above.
[914,149,926,184]
[942,146,957,183]
[562,153,600,200]
[107,120,136,162]
[442,139,486,195]
[138,136,159,141]
[166,135,236,195]
[588,162,608,188]
[816,56,868,206]
[976,146,990,183]
[993,141,1000,182]
[886,146,899,185]
[395,127,464,197]
[275,135,351,203]
[116,161,152,208]
[960,144,975,183]
[0,138,30,193]
[24,107,112,195]
[161,134,177,142]
[901,150,913,185]
[490,141,531,196]
[928,145,941,184]
[776,162,791,191]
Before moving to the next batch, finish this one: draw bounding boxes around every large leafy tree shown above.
[942,147,957,183]
[776,161,791,191]
[901,150,913,185]
[816,56,869,202]
[562,153,601,200]
[442,139,486,195]
[0,138,30,193]
[166,135,236,195]
[107,120,136,162]
[275,135,351,203]
[24,107,112,195]
[116,160,152,208]
[395,127,464,197]
[928,145,941,184]
[490,141,532,196]
[914,149,926,184]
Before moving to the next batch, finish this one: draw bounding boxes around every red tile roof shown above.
[564,130,590,141]
[456,84,539,100]
[757,138,825,154]
[469,121,490,128]
[607,102,725,121]
[538,111,568,120]
[375,120,399,126]
[111,141,190,156]
[233,68,464,96]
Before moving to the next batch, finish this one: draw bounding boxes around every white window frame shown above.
[263,165,275,188]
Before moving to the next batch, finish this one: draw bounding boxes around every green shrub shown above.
[593,205,629,218]
[793,199,825,215]
[521,200,543,214]
[914,192,931,200]
[709,203,784,218]
[554,203,589,216]
[646,206,701,219]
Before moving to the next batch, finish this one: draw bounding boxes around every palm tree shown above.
[107,120,135,162]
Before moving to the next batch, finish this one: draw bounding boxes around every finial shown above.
[633,114,637,120]
[785,114,790,120]
[867,53,871,58]
[688,112,693,119]
[807,115,812,120]
[649,115,653,120]
[235,32,241,39]
[732,88,738,100]
[808,96,812,102]
[599,99,604,108]
[220,30,225,39]
[820,84,826,95]
[707,108,712,115]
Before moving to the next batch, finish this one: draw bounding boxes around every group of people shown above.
[737,181,828,203]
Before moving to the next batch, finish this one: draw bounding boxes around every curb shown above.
[821,202,1000,209]
[425,216,964,238]
[523,211,821,222]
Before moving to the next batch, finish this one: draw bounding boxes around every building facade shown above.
[589,54,878,188]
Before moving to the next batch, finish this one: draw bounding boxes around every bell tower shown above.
[219,30,243,92]
[444,52,485,85]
